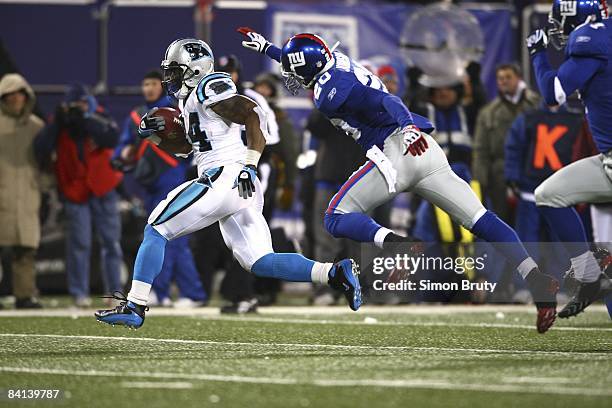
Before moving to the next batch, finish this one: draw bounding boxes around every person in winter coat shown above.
[35,84,123,307]
[472,63,540,222]
[0,73,44,308]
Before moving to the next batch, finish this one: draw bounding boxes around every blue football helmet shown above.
[547,0,609,49]
[280,33,333,94]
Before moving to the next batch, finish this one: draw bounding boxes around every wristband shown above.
[245,149,261,167]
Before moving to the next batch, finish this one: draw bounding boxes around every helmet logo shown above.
[184,43,209,61]
[287,51,306,71]
[559,1,577,16]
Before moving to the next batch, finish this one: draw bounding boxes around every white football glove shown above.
[401,125,428,156]
[526,29,548,56]
[237,27,271,54]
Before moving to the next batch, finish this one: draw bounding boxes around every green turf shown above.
[0,308,610,408]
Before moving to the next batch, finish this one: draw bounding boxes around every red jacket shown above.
[55,128,123,203]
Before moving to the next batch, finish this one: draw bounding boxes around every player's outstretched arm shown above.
[527,28,606,105]
[237,27,281,62]
[211,95,268,198]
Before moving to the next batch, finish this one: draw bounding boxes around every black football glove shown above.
[138,107,166,138]
[234,165,257,199]
[526,29,548,56]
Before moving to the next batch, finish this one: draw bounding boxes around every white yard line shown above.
[196,315,612,332]
[0,307,610,332]
[120,381,194,389]
[0,333,609,357]
[1,366,610,397]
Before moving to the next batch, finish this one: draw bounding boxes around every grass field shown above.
[0,305,610,408]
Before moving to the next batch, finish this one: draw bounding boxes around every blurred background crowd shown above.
[1,0,610,311]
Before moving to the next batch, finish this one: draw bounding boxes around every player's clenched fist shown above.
[235,164,257,199]
[237,27,271,54]
[401,125,428,156]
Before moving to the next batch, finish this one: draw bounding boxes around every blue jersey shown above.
[532,18,612,153]
[312,53,434,150]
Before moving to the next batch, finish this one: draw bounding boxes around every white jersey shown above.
[180,72,246,175]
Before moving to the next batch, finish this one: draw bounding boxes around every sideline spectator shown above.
[377,65,399,96]
[472,63,540,222]
[114,71,207,307]
[0,73,44,308]
[35,84,123,307]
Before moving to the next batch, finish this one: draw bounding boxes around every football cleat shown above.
[559,274,612,319]
[95,291,148,329]
[564,248,612,295]
[328,259,362,311]
[526,269,559,333]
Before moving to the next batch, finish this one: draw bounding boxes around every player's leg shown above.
[534,154,612,317]
[412,140,558,332]
[150,239,176,305]
[323,160,409,247]
[219,182,361,310]
[95,167,232,327]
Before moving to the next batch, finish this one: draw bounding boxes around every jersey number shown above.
[188,112,213,152]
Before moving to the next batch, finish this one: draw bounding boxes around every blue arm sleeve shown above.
[504,114,527,182]
[531,52,559,106]
[532,52,604,105]
[265,45,282,62]
[342,83,414,128]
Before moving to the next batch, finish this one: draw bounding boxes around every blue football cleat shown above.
[95,292,148,329]
[328,259,362,311]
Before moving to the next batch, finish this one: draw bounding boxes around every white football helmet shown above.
[161,39,214,99]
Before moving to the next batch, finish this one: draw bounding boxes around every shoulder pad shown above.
[568,22,609,58]
[314,70,355,112]
[196,72,237,106]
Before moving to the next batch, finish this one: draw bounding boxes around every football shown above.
[149,107,192,155]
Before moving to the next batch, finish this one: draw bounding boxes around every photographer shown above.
[35,84,123,307]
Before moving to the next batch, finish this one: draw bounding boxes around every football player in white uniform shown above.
[95,39,361,328]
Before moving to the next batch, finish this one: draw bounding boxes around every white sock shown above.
[127,280,152,305]
[374,227,393,248]
[571,251,600,283]
[311,262,333,284]
[517,257,538,279]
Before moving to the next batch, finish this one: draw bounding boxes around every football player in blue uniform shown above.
[239,28,560,333]
[526,0,612,318]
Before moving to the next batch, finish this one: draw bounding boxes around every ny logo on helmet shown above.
[559,1,577,16]
[287,52,306,71]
